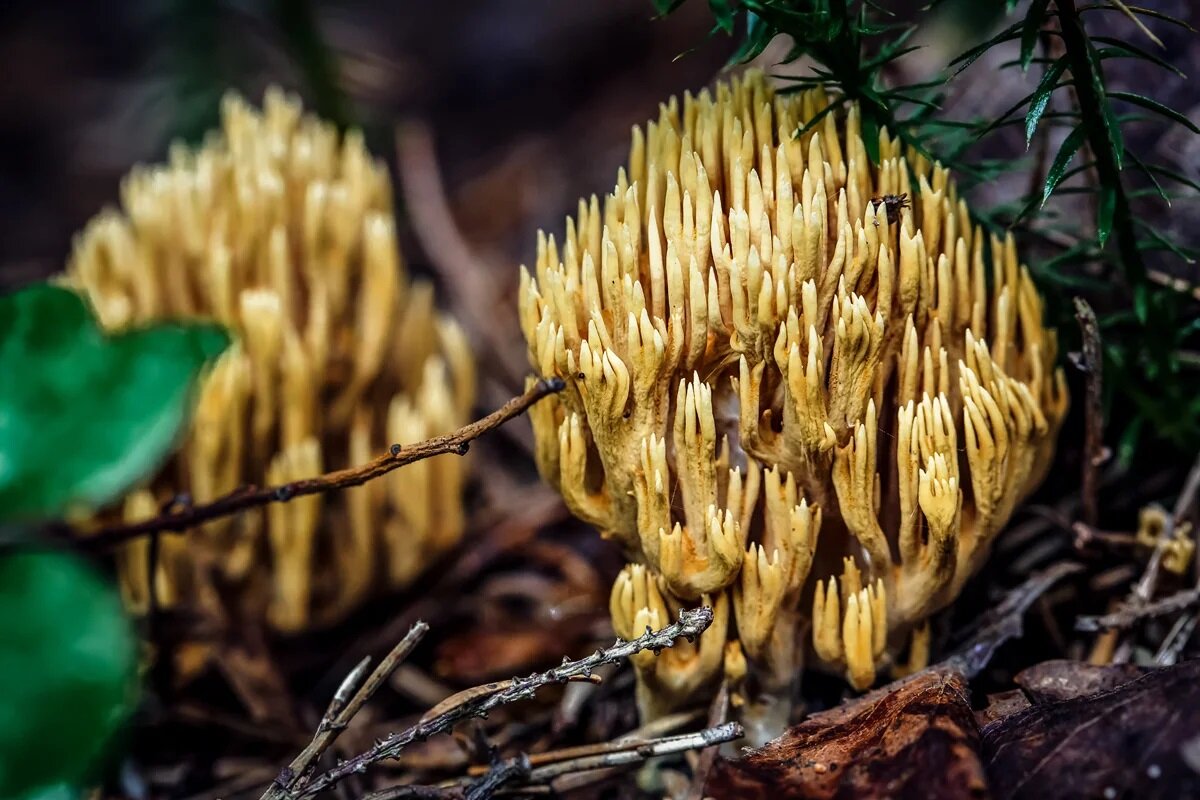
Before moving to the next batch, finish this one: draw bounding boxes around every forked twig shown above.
[287,607,715,799]
[524,722,742,785]
[1077,586,1200,633]
[359,722,742,800]
[264,622,431,800]
[81,378,564,548]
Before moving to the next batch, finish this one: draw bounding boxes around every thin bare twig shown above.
[685,680,730,800]
[466,709,705,777]
[947,562,1083,677]
[294,607,715,799]
[1073,298,1104,528]
[529,723,743,785]
[463,755,532,800]
[264,622,430,800]
[1127,451,1200,610]
[395,121,530,394]
[360,787,457,800]
[81,378,564,549]
[1155,614,1198,666]
[1076,587,1200,632]
[364,721,740,800]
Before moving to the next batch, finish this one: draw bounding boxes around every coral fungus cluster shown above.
[519,71,1067,735]
[69,89,474,636]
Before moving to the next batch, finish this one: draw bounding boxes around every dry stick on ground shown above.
[444,724,744,800]
[1077,586,1200,632]
[525,723,742,786]
[1106,450,1200,662]
[685,680,730,800]
[946,562,1083,677]
[464,710,705,777]
[264,622,431,800]
[288,607,717,799]
[361,723,743,800]
[80,377,565,549]
[1073,298,1104,528]
[395,121,531,397]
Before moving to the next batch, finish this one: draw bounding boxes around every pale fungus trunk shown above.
[520,70,1068,743]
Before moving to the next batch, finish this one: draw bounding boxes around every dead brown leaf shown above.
[435,627,583,683]
[1012,659,1147,703]
[705,669,989,800]
[983,658,1200,799]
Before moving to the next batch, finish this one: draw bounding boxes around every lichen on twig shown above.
[284,606,716,799]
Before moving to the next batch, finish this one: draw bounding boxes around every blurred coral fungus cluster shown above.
[519,70,1068,740]
[67,89,475,645]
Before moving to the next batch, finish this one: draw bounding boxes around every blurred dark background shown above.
[0,0,734,291]
[2,0,1197,294]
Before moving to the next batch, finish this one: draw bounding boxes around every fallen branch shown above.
[81,377,564,548]
[290,607,715,799]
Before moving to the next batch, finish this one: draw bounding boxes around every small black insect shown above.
[870,192,910,225]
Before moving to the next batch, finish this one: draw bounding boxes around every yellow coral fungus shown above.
[68,89,474,635]
[519,71,1066,737]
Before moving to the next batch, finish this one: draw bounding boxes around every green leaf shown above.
[1108,90,1200,134]
[1042,124,1088,206]
[795,97,845,136]
[950,18,1025,74]
[0,549,138,799]
[652,0,690,16]
[1092,35,1185,77]
[1097,183,1116,247]
[1079,3,1196,33]
[728,11,775,64]
[707,0,735,33]
[859,106,882,165]
[1136,161,1200,194]
[0,285,229,522]
[1083,39,1125,170]
[1126,149,1170,206]
[1136,220,1199,263]
[1025,57,1069,147]
[1020,0,1051,71]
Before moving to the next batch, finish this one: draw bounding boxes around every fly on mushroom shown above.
[870,192,911,225]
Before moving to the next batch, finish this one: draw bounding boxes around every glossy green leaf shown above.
[1025,57,1068,147]
[0,284,229,522]
[728,11,775,64]
[1137,161,1200,194]
[950,18,1030,74]
[1092,35,1185,77]
[0,550,138,799]
[1126,149,1170,206]
[708,0,735,33]
[1042,124,1088,206]
[652,0,689,16]
[1136,220,1199,263]
[1108,90,1200,134]
[1020,0,1051,71]
[1079,38,1125,171]
[1079,3,1196,33]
